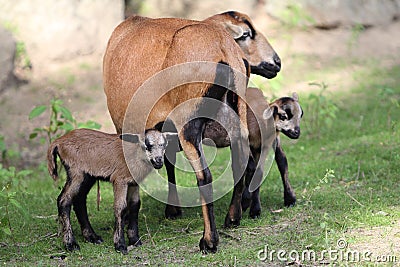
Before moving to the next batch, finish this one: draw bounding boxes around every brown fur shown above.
[48,128,171,254]
[103,11,280,253]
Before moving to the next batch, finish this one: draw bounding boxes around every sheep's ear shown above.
[163,132,179,142]
[263,107,274,120]
[270,103,287,120]
[120,133,140,143]
[292,92,299,101]
[223,22,245,40]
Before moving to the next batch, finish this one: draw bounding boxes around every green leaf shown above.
[29,133,38,139]
[59,106,74,122]
[9,198,22,210]
[77,120,101,130]
[29,105,47,120]
[2,227,12,236]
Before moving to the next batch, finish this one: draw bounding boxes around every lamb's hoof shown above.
[165,205,182,219]
[199,237,218,254]
[284,195,296,207]
[65,241,80,252]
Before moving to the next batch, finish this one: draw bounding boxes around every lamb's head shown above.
[120,130,178,169]
[206,11,281,79]
[268,93,303,139]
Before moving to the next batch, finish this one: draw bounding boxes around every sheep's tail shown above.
[47,141,60,180]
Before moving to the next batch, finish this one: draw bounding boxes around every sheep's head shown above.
[206,11,281,79]
[120,130,178,169]
[267,93,303,139]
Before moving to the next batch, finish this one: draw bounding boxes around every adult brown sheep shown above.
[103,11,280,253]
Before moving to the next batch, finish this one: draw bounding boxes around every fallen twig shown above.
[346,191,364,207]
[143,214,156,247]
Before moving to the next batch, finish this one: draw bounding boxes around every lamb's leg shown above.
[275,137,296,207]
[73,174,103,244]
[57,168,84,251]
[126,185,141,247]
[179,119,218,254]
[113,182,128,254]
[164,149,182,219]
[224,125,251,226]
[241,154,257,212]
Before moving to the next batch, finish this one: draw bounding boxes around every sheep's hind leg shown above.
[126,185,141,247]
[57,168,83,251]
[73,174,103,244]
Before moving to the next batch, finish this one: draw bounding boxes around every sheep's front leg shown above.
[180,118,218,254]
[275,137,296,207]
[126,185,141,247]
[113,182,128,254]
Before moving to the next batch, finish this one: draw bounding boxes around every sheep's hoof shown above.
[85,234,103,244]
[284,194,296,207]
[249,206,261,219]
[199,237,217,254]
[241,196,252,213]
[249,200,261,219]
[65,241,80,252]
[115,243,128,255]
[128,238,142,247]
[165,205,182,219]
[223,214,241,228]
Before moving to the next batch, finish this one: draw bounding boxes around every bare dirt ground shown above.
[1,14,399,262]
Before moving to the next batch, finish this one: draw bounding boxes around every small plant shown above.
[280,2,315,29]
[304,82,339,138]
[0,164,31,238]
[29,98,101,144]
[302,169,335,206]
[347,23,365,51]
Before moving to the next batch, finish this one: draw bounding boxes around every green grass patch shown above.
[1,65,399,266]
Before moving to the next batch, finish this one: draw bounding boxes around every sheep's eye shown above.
[237,31,251,41]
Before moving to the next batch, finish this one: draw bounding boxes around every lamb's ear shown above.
[163,132,179,142]
[120,133,140,143]
[223,22,245,40]
[263,107,274,120]
[270,102,287,120]
[292,92,299,101]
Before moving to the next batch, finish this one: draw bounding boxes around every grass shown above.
[1,64,399,266]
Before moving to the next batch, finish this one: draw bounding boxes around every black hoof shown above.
[115,243,128,255]
[199,237,218,254]
[165,205,182,219]
[249,207,261,219]
[65,241,80,252]
[223,214,241,228]
[128,238,142,247]
[284,194,296,207]
[85,234,103,244]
